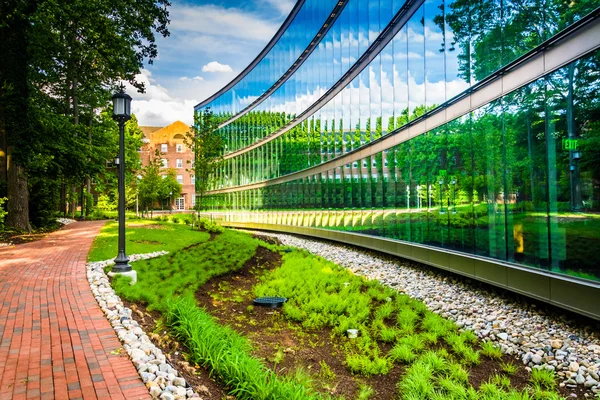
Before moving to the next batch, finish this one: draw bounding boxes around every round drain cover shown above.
[253,297,287,308]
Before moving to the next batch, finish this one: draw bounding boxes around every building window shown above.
[176,175,183,184]
[176,159,183,168]
[175,197,185,210]
[191,175,195,185]
[176,144,183,153]
[161,159,167,168]
[161,144,168,153]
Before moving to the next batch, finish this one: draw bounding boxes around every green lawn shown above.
[87,219,210,262]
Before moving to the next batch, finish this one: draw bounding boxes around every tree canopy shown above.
[0,0,170,229]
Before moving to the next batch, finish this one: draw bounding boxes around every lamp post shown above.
[112,84,132,273]
[169,191,173,214]
[136,174,142,218]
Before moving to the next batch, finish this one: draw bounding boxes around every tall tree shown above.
[0,0,170,230]
[185,109,224,210]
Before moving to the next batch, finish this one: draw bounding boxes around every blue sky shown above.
[129,0,295,126]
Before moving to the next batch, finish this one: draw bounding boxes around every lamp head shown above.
[112,83,132,122]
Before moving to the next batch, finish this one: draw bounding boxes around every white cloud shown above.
[202,61,233,73]
[261,0,295,16]
[170,4,281,42]
[181,76,205,81]
[125,69,197,126]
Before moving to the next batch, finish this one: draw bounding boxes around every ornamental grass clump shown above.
[166,298,322,400]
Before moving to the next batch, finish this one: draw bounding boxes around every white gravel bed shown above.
[57,217,76,225]
[247,230,600,396]
[87,252,201,400]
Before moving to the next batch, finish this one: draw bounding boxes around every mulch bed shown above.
[195,239,403,399]
[120,233,589,399]
[121,299,230,400]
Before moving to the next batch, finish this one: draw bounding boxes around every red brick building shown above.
[139,121,196,210]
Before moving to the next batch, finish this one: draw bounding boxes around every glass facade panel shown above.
[204,50,600,282]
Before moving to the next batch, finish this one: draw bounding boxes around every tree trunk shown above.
[6,146,31,232]
[60,182,67,216]
[0,1,37,231]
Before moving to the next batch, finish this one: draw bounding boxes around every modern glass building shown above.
[195,0,600,319]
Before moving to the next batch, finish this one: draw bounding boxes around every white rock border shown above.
[87,252,201,400]
[247,230,600,396]
[57,217,76,225]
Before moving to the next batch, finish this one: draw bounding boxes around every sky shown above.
[128,0,295,127]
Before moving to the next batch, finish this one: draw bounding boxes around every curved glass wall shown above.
[216,0,402,154]
[205,50,600,282]
[212,0,598,154]
[196,0,339,117]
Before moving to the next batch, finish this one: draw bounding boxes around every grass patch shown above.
[88,220,210,262]
[112,229,257,312]
[481,341,503,360]
[166,298,324,400]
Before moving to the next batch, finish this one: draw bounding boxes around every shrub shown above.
[0,197,7,229]
[197,217,224,233]
[171,216,180,224]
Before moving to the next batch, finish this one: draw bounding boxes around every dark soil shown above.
[127,223,165,229]
[195,244,403,400]
[468,354,528,390]
[251,233,282,246]
[121,299,229,400]
[132,240,162,245]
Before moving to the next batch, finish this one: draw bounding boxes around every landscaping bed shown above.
[106,223,588,399]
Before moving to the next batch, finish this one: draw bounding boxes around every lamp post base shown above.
[113,252,132,273]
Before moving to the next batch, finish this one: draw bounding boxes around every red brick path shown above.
[0,222,150,400]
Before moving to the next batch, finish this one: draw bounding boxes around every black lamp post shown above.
[112,84,132,273]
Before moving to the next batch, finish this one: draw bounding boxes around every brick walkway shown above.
[0,222,150,400]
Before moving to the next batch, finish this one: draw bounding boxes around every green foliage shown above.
[481,341,503,360]
[318,361,336,381]
[113,229,257,312]
[185,109,223,210]
[88,220,209,262]
[446,332,480,365]
[97,194,117,211]
[254,251,405,375]
[197,218,224,233]
[356,384,375,400]
[529,368,557,391]
[501,362,518,376]
[0,197,8,229]
[1,0,168,229]
[165,298,321,400]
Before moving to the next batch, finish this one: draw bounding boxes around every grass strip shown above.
[112,229,258,312]
[165,297,325,400]
[88,220,210,262]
